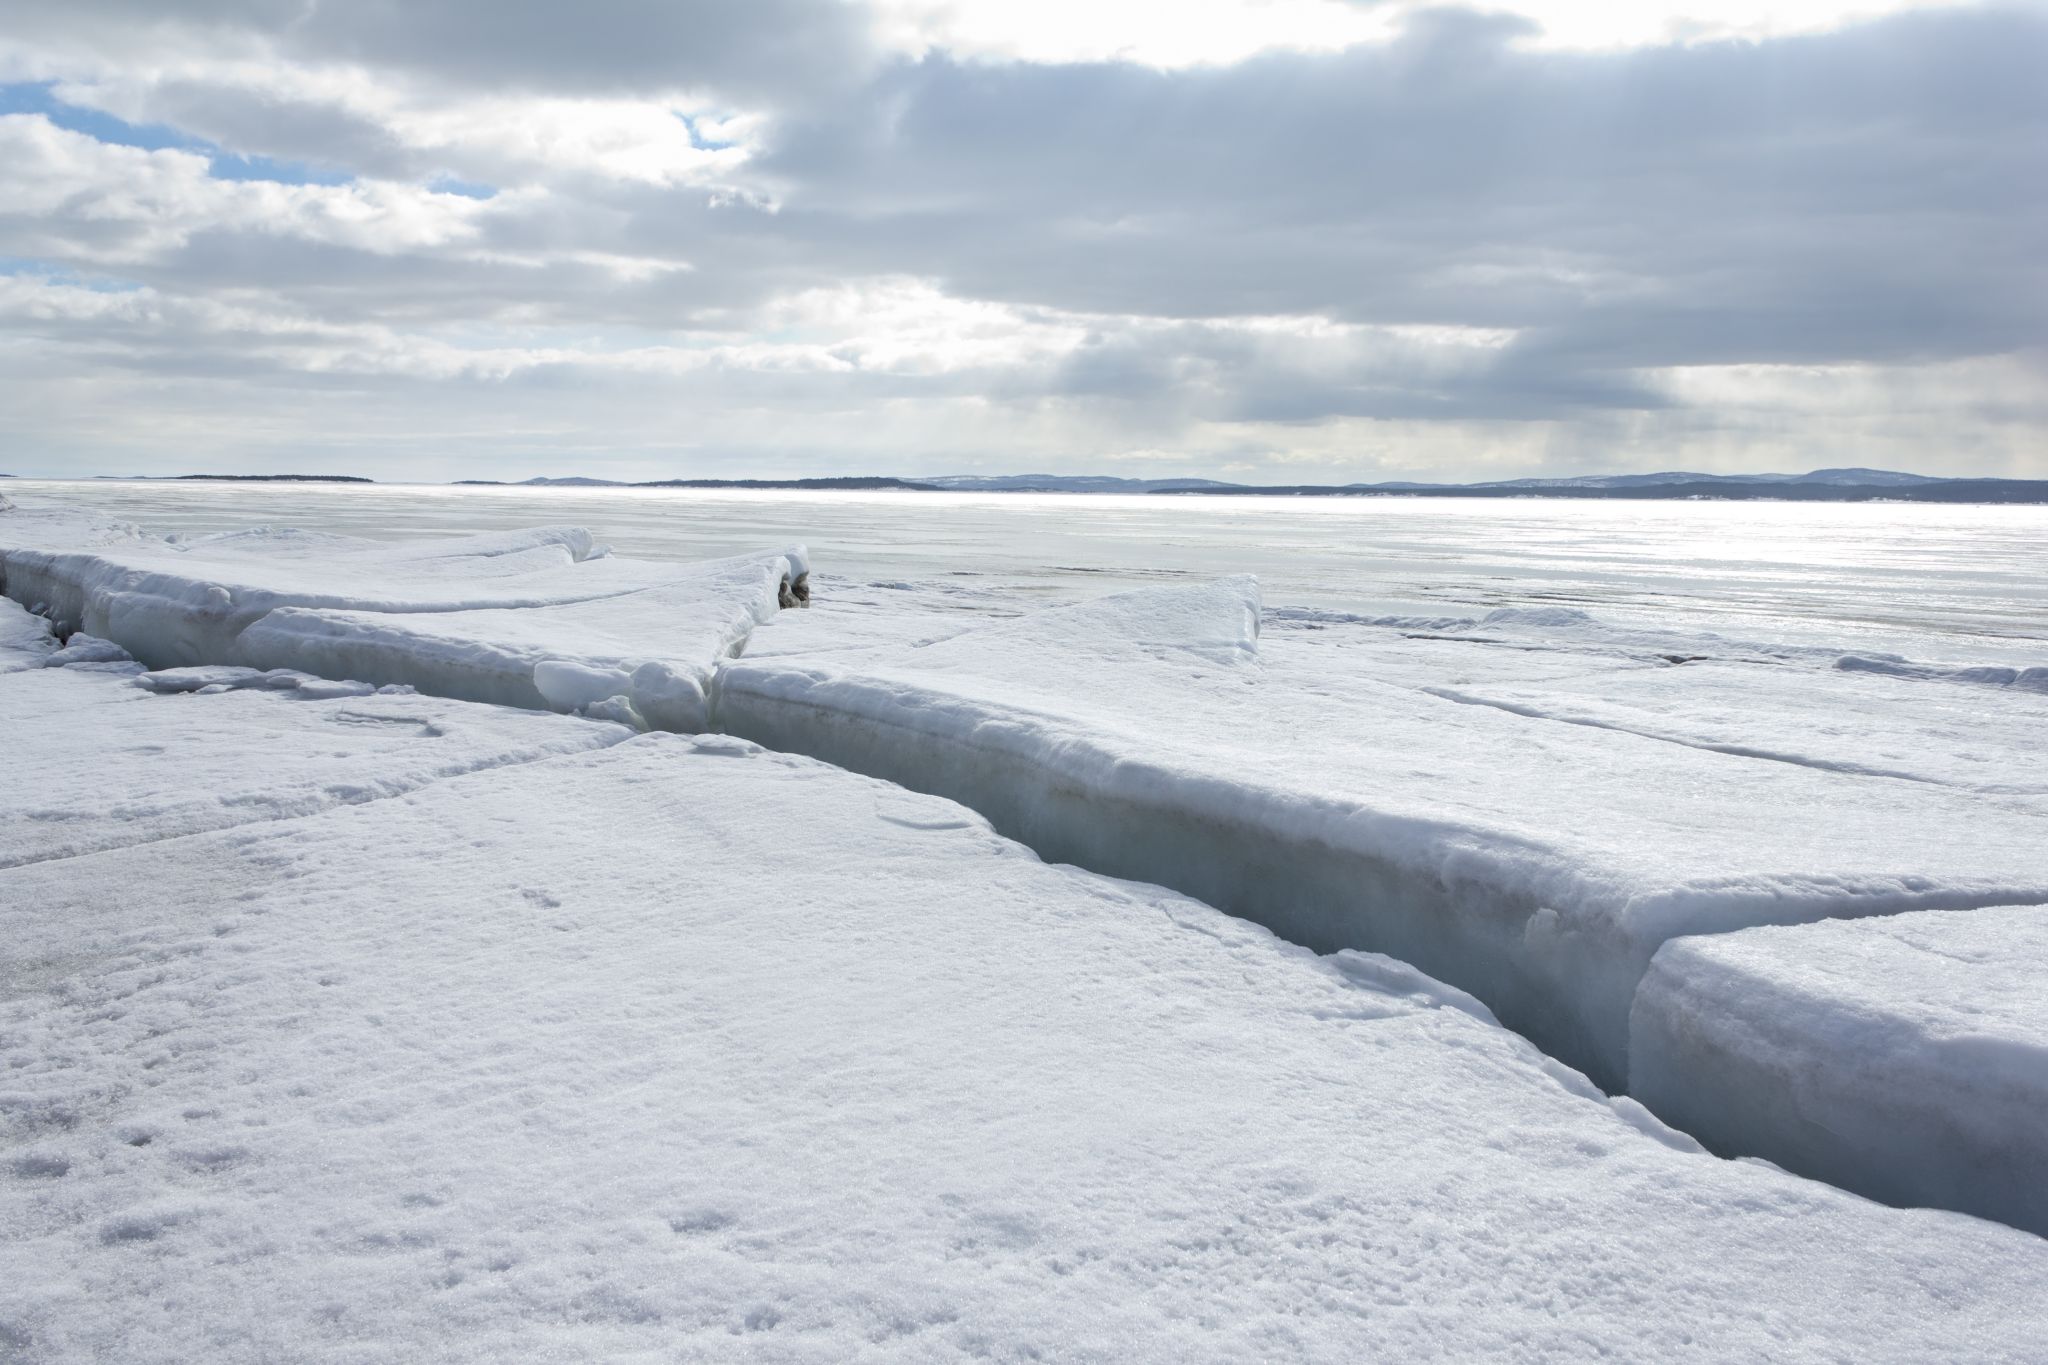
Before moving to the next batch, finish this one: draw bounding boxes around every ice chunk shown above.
[237,549,807,731]
[0,662,628,868]
[1836,653,2048,693]
[722,579,2048,1089]
[0,596,58,671]
[133,665,312,693]
[2,734,2044,1360]
[1631,905,2048,1234]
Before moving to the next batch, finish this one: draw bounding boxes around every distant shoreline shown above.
[12,469,2047,504]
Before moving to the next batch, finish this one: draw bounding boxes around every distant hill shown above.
[918,474,1242,493]
[171,474,374,483]
[457,476,938,491]
[435,467,2044,501]
[1465,467,1946,491]
[1163,476,2048,504]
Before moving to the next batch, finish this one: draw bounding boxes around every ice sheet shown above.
[1631,905,2048,1235]
[0,501,804,674]
[0,657,628,869]
[4,735,2044,1362]
[723,579,2048,1089]
[239,550,808,731]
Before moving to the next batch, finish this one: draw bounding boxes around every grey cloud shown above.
[1,0,876,103]
[0,1,2043,474]
[757,6,2048,370]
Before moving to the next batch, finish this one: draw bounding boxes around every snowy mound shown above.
[1632,905,2048,1235]
[725,579,2048,1090]
[5,734,2045,1360]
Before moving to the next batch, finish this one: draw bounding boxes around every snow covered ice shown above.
[0,598,629,869]
[6,726,2048,1361]
[1632,904,2048,1235]
[6,490,2048,1357]
[723,577,2048,1092]
[0,501,807,728]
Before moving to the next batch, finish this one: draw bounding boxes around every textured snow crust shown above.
[0,499,806,730]
[1631,905,2048,1236]
[724,579,2048,1090]
[4,730,2047,1362]
[0,612,628,869]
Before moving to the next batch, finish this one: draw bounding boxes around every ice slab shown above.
[4,735,2045,1361]
[0,660,627,869]
[238,549,807,731]
[0,596,57,671]
[723,579,2048,1089]
[1632,905,2048,1235]
[0,500,806,675]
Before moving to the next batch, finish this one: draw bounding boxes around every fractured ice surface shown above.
[0,499,806,730]
[1632,905,2048,1235]
[238,549,806,731]
[4,735,2045,1361]
[725,578,2048,1089]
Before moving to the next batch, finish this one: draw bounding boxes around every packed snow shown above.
[5,730,2046,1361]
[1632,904,2048,1236]
[0,608,628,870]
[724,577,2048,1090]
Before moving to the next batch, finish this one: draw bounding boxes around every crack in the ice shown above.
[1417,685,2021,793]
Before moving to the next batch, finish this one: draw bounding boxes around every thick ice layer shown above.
[0,655,627,869]
[1631,906,2048,1235]
[0,500,808,679]
[238,550,805,731]
[0,596,57,671]
[724,579,2048,1089]
[4,735,2044,1361]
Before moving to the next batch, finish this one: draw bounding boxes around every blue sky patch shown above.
[1,80,354,186]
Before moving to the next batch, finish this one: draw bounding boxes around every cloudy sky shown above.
[1,0,2041,483]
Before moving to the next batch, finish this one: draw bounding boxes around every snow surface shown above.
[0,500,806,729]
[0,630,627,870]
[1631,905,2048,1236]
[5,730,2046,1362]
[725,579,2048,1089]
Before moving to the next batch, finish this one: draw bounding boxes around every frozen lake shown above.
[10,479,2045,660]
